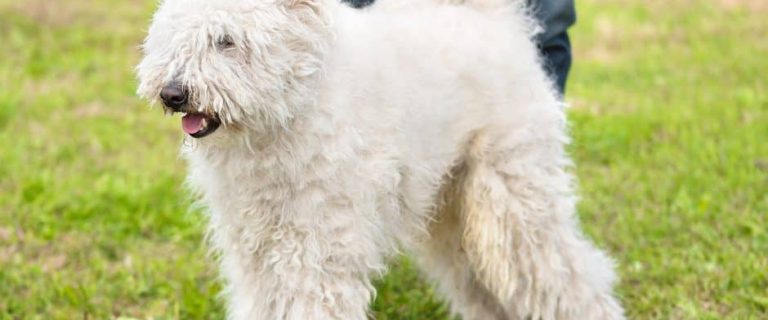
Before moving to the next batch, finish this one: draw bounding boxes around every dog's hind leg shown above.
[456,126,625,320]
[411,168,510,320]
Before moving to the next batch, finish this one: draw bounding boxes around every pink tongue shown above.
[182,114,205,134]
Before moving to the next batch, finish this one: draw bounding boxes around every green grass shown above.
[0,0,765,318]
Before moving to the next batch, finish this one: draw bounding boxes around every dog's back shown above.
[322,2,562,184]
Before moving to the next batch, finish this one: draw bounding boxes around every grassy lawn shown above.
[0,0,765,318]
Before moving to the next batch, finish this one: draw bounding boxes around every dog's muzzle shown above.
[160,84,221,139]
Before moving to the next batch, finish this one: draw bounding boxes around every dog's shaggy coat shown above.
[137,0,625,319]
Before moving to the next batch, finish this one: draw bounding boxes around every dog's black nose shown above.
[160,84,188,111]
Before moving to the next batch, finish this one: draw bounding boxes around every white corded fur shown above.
[137,0,625,319]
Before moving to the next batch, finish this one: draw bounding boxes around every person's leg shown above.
[530,0,576,95]
[538,32,572,95]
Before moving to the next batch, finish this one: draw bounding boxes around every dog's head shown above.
[136,0,330,140]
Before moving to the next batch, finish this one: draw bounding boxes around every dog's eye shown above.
[216,35,235,50]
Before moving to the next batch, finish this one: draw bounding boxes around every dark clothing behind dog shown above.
[532,0,575,94]
[341,0,576,95]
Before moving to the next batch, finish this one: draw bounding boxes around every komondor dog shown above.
[136,0,625,319]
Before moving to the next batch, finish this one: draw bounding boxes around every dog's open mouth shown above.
[182,113,221,138]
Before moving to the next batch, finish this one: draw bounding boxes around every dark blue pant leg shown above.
[530,0,576,95]
[538,32,572,95]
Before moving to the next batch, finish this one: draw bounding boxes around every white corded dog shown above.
[137,0,625,319]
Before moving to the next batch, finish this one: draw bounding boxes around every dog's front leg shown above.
[216,195,387,320]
